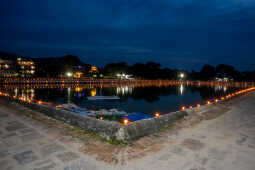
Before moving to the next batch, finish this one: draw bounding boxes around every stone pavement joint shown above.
[13,150,38,165]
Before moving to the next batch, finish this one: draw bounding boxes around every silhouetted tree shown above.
[103,62,129,76]
[216,64,241,80]
[200,64,216,80]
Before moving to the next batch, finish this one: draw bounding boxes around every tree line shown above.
[1,51,254,81]
[102,62,255,81]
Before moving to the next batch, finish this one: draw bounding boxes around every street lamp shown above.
[179,73,185,79]
[66,72,73,77]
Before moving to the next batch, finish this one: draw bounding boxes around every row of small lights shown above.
[121,86,255,125]
[181,86,255,111]
[1,86,255,125]
[0,90,133,125]
[0,91,47,107]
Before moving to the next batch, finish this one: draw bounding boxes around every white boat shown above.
[87,96,120,100]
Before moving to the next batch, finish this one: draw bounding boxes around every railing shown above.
[0,77,254,88]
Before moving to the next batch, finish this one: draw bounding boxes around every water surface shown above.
[1,84,241,115]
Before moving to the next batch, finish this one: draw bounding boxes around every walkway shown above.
[1,92,255,170]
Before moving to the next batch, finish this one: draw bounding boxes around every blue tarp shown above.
[120,112,153,121]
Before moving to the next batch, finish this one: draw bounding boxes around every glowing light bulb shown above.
[154,112,160,118]
[123,119,129,125]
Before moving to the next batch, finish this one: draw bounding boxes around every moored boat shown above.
[87,96,120,100]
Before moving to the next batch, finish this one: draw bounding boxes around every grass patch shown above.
[70,126,128,146]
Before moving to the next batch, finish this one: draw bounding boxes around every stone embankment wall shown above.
[5,97,187,142]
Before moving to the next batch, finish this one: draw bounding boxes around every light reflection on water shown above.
[1,85,241,114]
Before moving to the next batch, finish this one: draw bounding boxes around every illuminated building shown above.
[0,58,16,77]
[215,73,233,82]
[17,58,35,77]
[116,73,133,79]
[89,65,100,78]
[89,66,98,73]
[61,65,86,78]
[74,72,83,78]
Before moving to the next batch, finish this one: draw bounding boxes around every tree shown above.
[200,64,216,80]
[103,62,129,77]
[216,64,241,80]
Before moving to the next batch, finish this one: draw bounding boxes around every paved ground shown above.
[1,92,255,170]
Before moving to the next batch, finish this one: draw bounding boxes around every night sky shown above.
[1,0,255,70]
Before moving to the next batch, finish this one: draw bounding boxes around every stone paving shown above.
[0,99,108,170]
[1,92,255,170]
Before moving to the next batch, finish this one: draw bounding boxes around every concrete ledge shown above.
[4,96,188,142]
[123,111,187,140]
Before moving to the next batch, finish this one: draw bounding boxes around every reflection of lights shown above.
[77,93,82,99]
[14,88,18,97]
[75,87,82,92]
[179,84,184,95]
[214,86,228,92]
[67,87,71,103]
[31,89,34,100]
[223,86,227,92]
[197,104,201,107]
[116,86,133,95]
[90,88,97,96]
[189,106,193,109]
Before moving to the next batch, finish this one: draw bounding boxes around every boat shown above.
[95,109,127,116]
[60,103,83,110]
[87,96,120,100]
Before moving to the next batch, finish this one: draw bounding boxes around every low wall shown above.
[4,96,188,142]
[124,111,187,140]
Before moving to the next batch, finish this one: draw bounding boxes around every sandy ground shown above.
[1,92,255,170]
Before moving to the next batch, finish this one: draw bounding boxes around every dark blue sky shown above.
[1,0,255,70]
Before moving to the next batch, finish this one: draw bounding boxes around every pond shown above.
[1,84,242,115]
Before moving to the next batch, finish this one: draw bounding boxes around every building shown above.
[116,73,133,79]
[89,66,100,78]
[17,57,35,77]
[0,58,16,77]
[215,73,233,82]
[89,66,98,73]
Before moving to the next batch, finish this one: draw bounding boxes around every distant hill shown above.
[32,55,89,66]
[0,51,21,61]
